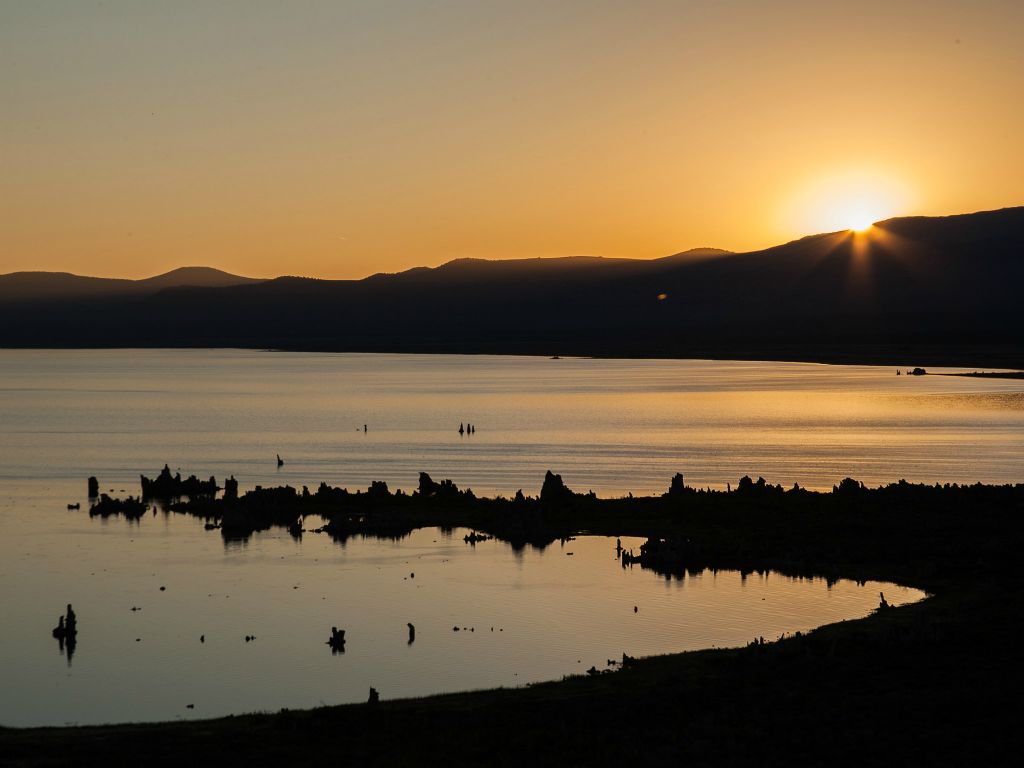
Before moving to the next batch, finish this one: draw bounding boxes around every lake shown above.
[1,349,1022,497]
[2,348,1019,726]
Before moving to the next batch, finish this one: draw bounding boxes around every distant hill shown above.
[365,250,732,285]
[1,208,1021,366]
[0,267,260,303]
[134,267,262,292]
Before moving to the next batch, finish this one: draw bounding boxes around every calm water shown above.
[1,349,1022,496]
[0,508,922,727]
[1,348,1017,726]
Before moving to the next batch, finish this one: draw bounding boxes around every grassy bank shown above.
[2,478,1022,766]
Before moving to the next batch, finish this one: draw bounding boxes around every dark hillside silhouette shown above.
[134,267,262,292]
[1,208,1021,365]
[0,267,260,304]
[364,248,732,285]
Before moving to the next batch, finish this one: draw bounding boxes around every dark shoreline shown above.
[3,342,1024,372]
[2,472,1022,766]
[935,371,1024,380]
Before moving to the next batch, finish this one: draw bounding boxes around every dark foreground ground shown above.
[2,476,1023,767]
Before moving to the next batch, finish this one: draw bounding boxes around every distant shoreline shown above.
[933,370,1024,380]
[2,343,1024,372]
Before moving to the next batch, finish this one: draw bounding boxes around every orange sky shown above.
[2,1,1022,279]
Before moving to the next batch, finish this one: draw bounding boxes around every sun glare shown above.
[818,196,889,234]
[845,209,878,232]
[786,171,912,237]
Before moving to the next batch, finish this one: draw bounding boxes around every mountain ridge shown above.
[1,207,1021,366]
[0,266,261,303]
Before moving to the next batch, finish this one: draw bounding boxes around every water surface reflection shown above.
[0,505,923,727]
[1,350,1021,495]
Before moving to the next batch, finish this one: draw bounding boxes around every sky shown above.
[2,0,1022,279]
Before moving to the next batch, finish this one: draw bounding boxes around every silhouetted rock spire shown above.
[540,470,574,505]
[141,465,217,500]
[666,473,686,498]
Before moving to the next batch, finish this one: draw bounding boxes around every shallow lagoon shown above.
[0,505,923,727]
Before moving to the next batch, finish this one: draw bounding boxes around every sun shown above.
[824,198,888,233]
[844,207,879,232]
[786,170,912,236]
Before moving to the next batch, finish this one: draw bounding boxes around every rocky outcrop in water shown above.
[90,494,148,519]
[735,475,785,496]
[52,604,77,640]
[833,477,865,496]
[167,469,566,548]
[418,472,474,503]
[665,473,686,498]
[223,476,238,502]
[52,604,78,664]
[327,627,346,653]
[540,470,574,507]
[141,465,218,500]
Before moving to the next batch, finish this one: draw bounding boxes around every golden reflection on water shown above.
[0,350,1021,496]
